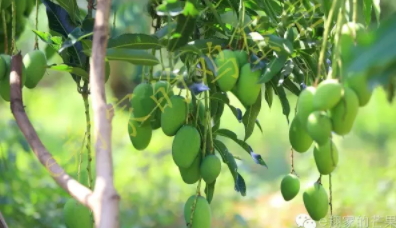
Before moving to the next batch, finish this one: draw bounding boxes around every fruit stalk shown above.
[316,0,341,81]
[330,5,345,79]
[83,91,93,190]
[1,11,8,54]
[11,0,16,54]
[33,0,39,50]
[204,90,214,154]
[329,173,333,217]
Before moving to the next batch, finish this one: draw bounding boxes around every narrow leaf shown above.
[363,0,373,26]
[41,0,77,38]
[242,92,262,141]
[48,64,89,79]
[211,93,242,122]
[258,53,288,84]
[54,0,80,24]
[107,34,162,50]
[264,83,273,108]
[83,48,159,66]
[372,0,381,24]
[167,14,197,51]
[32,30,62,51]
[271,81,290,123]
[204,181,216,204]
[235,173,246,196]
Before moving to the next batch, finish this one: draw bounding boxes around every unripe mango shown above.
[63,198,92,228]
[345,73,372,107]
[303,183,329,221]
[280,174,300,201]
[214,50,239,92]
[233,50,248,68]
[289,117,313,153]
[306,111,332,145]
[0,55,26,101]
[200,155,221,184]
[313,140,339,175]
[313,79,343,110]
[296,86,316,128]
[128,115,152,151]
[161,95,188,136]
[330,87,359,135]
[184,195,211,228]
[235,63,262,106]
[151,81,174,130]
[172,125,201,168]
[179,154,201,184]
[23,50,47,89]
[131,82,156,122]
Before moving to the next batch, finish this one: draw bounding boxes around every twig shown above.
[89,0,120,227]
[9,53,94,207]
[0,211,9,228]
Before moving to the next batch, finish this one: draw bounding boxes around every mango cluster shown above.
[281,73,373,221]
[0,50,47,101]
[214,49,261,106]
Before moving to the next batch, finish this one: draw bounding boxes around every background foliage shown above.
[0,0,396,227]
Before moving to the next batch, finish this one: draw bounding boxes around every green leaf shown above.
[235,173,246,196]
[210,93,242,122]
[59,28,93,53]
[167,14,197,51]
[204,181,216,204]
[179,39,228,55]
[258,53,288,84]
[372,0,381,24]
[107,34,162,50]
[255,119,263,133]
[48,64,89,79]
[54,0,81,24]
[154,22,177,39]
[215,129,251,155]
[242,92,262,141]
[156,0,185,16]
[283,78,301,96]
[32,30,62,51]
[363,0,373,26]
[271,81,290,123]
[264,83,273,108]
[267,35,294,54]
[83,48,159,66]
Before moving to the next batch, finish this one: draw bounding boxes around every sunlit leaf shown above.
[107,34,162,50]
[242,93,262,141]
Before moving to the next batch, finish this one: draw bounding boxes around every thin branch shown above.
[89,0,120,227]
[9,53,94,208]
[0,211,9,228]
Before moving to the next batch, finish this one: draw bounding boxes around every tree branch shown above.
[9,53,94,207]
[89,0,120,227]
[0,211,9,228]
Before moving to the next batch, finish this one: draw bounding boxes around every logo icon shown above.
[296,214,316,228]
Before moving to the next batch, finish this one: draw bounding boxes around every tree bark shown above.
[9,53,94,207]
[89,0,120,227]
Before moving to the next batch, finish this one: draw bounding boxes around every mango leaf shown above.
[59,28,93,53]
[32,30,62,51]
[154,22,177,39]
[242,92,262,141]
[215,129,268,168]
[363,0,373,26]
[41,0,77,38]
[204,181,216,204]
[372,0,381,24]
[54,0,80,24]
[283,77,301,96]
[255,119,263,133]
[264,83,273,108]
[214,139,245,196]
[210,93,242,122]
[179,39,228,55]
[258,53,288,84]
[167,1,199,51]
[212,100,225,132]
[250,54,267,72]
[267,35,294,55]
[81,17,94,34]
[235,173,246,196]
[107,34,162,50]
[271,80,290,123]
[156,0,185,16]
[48,64,89,79]
[83,48,159,66]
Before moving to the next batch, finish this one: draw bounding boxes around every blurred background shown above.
[1,0,396,227]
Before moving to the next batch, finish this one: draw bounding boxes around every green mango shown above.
[0,55,26,101]
[151,81,174,130]
[345,73,372,107]
[184,195,211,228]
[233,50,248,68]
[105,61,110,82]
[23,50,47,89]
[0,55,6,80]
[172,125,201,168]
[130,82,156,122]
[296,86,316,128]
[214,50,239,92]
[280,173,300,201]
[303,183,329,221]
[330,87,359,135]
[235,63,262,106]
[63,199,92,228]
[16,0,26,16]
[200,154,221,184]
[179,154,201,184]
[313,140,339,175]
[313,79,343,110]
[161,95,187,136]
[289,117,313,153]
[306,111,332,145]
[128,115,152,151]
